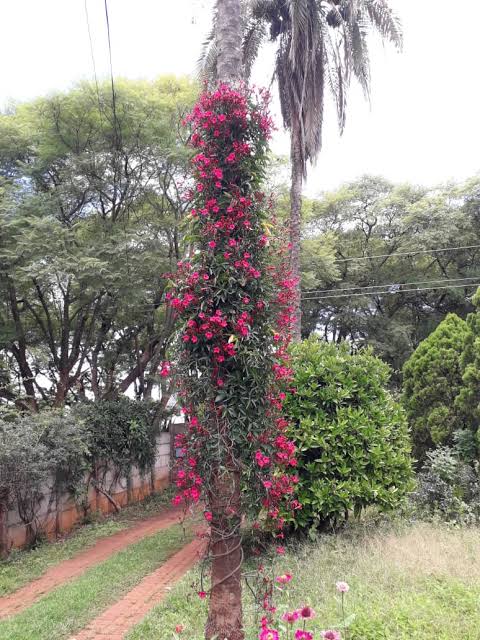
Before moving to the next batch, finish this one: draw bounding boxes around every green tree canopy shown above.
[300,175,480,379]
[0,77,197,409]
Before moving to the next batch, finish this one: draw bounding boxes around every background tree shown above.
[402,313,470,461]
[299,175,480,380]
[0,77,196,409]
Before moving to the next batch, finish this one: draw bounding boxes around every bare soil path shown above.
[70,537,205,640]
[0,506,183,619]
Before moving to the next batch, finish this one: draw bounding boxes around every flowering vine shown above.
[163,84,299,600]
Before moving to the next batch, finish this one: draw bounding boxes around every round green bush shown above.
[285,337,413,531]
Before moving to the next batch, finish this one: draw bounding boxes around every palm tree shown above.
[201,0,403,340]
[205,3,246,640]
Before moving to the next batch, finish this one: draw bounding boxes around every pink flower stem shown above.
[341,592,348,640]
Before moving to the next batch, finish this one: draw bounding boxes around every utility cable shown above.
[301,282,480,302]
[332,243,480,264]
[302,275,480,298]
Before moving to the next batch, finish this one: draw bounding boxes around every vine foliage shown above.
[166,84,299,628]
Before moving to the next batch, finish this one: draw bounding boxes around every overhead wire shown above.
[104,0,120,146]
[84,0,103,114]
[331,243,480,263]
[301,282,480,302]
[302,275,480,298]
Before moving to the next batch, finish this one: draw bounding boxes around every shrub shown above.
[402,313,470,461]
[285,337,413,532]
[0,410,88,548]
[411,446,480,524]
[75,398,159,476]
[74,398,160,512]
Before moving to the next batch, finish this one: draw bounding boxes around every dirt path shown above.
[0,507,183,619]
[70,537,205,640]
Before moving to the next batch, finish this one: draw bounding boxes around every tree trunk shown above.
[53,370,69,407]
[207,2,245,637]
[216,0,243,84]
[0,492,9,560]
[290,119,304,342]
[205,467,243,640]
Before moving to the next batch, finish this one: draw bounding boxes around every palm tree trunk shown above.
[290,119,303,341]
[205,2,245,639]
[216,0,243,83]
[205,466,243,640]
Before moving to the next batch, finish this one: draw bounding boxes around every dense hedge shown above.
[285,337,413,532]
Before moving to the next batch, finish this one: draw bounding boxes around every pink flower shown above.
[175,624,184,633]
[255,451,271,468]
[321,632,341,640]
[208,241,216,249]
[282,611,300,623]
[259,629,279,640]
[336,581,349,593]
[276,573,292,584]
[159,361,171,377]
[295,632,313,640]
[204,511,213,522]
[299,606,316,619]
[197,591,207,599]
[276,546,285,555]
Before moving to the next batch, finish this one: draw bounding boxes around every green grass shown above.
[126,520,480,640]
[0,523,190,640]
[0,489,174,596]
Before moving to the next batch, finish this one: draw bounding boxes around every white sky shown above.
[1,0,479,194]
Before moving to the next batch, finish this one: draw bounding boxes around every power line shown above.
[332,243,480,264]
[302,275,480,298]
[103,0,121,148]
[83,0,102,113]
[301,282,480,303]
[124,278,480,311]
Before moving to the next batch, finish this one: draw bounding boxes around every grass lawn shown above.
[127,520,480,640]
[0,490,174,596]
[0,523,190,640]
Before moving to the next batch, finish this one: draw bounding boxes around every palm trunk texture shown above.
[290,120,303,341]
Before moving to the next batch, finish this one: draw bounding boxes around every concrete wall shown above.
[6,432,171,551]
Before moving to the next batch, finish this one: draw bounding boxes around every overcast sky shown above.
[1,0,479,194]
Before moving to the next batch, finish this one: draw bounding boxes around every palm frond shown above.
[242,17,267,79]
[348,16,371,99]
[364,0,403,49]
